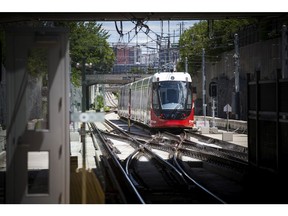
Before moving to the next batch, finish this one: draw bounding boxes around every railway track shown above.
[88,117,252,203]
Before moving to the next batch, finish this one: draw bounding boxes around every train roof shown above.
[121,72,192,89]
[152,72,192,82]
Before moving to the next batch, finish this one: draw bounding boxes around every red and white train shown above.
[118,72,195,130]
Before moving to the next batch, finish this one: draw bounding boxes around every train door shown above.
[5,27,70,203]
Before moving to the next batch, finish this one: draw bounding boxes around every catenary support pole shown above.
[81,57,87,204]
[202,48,206,126]
[234,33,240,119]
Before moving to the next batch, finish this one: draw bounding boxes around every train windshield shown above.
[152,81,192,119]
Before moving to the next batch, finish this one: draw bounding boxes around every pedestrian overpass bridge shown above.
[86,73,152,92]
[86,73,151,86]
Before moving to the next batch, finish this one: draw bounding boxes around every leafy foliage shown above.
[178,19,256,75]
[27,48,47,78]
[57,21,115,86]
[95,95,104,111]
[130,67,145,74]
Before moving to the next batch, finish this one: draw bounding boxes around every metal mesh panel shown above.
[258,120,277,170]
[279,122,288,173]
[248,85,256,110]
[259,82,276,112]
[248,119,257,165]
[280,81,288,112]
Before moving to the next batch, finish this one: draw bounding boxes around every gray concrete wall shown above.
[0,65,6,127]
[193,37,281,121]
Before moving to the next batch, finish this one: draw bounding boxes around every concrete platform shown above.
[197,129,248,148]
[195,116,247,132]
[69,126,105,204]
[70,130,98,170]
[194,116,247,148]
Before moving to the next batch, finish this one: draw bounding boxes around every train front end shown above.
[150,72,195,129]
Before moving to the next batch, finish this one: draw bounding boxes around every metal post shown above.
[234,33,240,119]
[81,57,87,204]
[168,20,171,65]
[282,25,288,79]
[128,88,131,132]
[247,73,250,162]
[0,41,2,82]
[226,111,229,131]
[185,57,188,73]
[202,48,206,126]
[81,59,86,112]
[212,98,216,128]
[276,69,280,171]
[255,70,259,167]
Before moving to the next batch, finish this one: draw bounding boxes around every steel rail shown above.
[90,123,145,204]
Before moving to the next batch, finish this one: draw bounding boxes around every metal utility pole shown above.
[185,57,188,73]
[168,20,171,66]
[173,30,175,44]
[161,20,163,38]
[82,58,87,113]
[234,33,240,120]
[282,25,288,79]
[81,57,87,204]
[212,98,216,128]
[202,48,207,126]
[0,41,2,82]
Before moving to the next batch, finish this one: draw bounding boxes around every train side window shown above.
[186,83,193,109]
[152,83,159,109]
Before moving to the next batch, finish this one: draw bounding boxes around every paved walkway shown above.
[70,130,98,170]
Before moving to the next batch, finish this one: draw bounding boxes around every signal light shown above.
[209,82,217,97]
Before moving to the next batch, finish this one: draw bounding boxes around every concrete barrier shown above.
[195,116,247,132]
[201,127,210,134]
[70,132,80,142]
[222,132,233,141]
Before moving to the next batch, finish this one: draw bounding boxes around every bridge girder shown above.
[85,73,151,86]
[0,12,281,24]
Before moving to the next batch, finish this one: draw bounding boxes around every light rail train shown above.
[118,72,195,130]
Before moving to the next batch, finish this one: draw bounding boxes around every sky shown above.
[99,20,197,46]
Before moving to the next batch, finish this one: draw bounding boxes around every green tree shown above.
[27,48,47,78]
[95,95,104,111]
[130,66,144,74]
[178,19,255,75]
[178,21,209,75]
[62,21,115,86]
